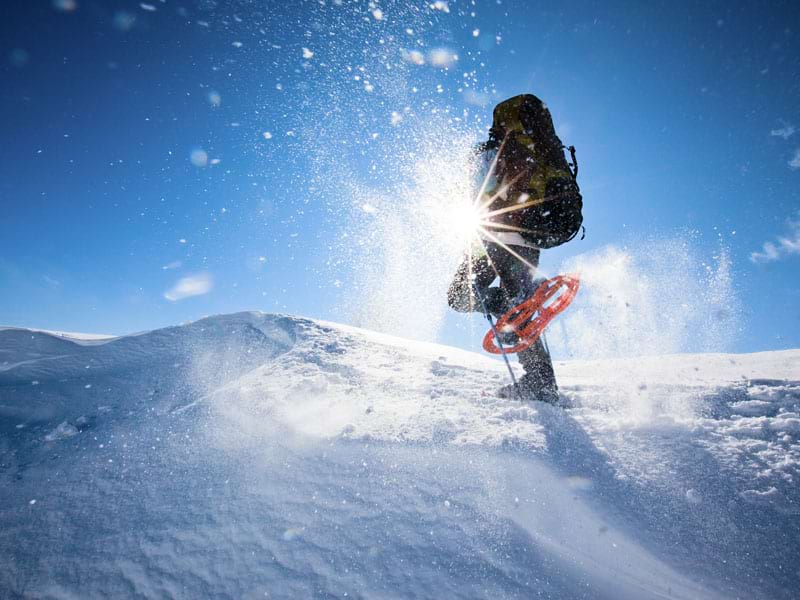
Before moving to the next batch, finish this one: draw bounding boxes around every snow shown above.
[1,312,798,599]
[43,420,79,442]
[0,326,116,342]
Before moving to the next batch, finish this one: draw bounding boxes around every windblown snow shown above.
[1,313,798,599]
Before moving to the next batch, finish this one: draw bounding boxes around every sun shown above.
[452,200,486,242]
[452,137,559,272]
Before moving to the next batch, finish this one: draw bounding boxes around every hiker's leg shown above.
[487,244,559,400]
[485,244,540,302]
[518,337,558,394]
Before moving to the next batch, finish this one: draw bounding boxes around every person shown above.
[447,94,583,403]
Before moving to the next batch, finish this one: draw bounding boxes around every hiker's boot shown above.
[498,335,559,403]
[497,373,559,404]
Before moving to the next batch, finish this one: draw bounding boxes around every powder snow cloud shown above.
[790,148,800,170]
[769,123,799,169]
[770,124,795,140]
[750,216,800,263]
[164,273,213,301]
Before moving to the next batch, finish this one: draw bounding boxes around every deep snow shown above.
[1,313,798,599]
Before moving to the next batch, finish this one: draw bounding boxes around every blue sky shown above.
[1,0,799,355]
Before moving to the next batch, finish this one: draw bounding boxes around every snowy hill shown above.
[1,313,798,599]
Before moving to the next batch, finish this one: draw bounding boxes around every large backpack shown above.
[482,94,583,249]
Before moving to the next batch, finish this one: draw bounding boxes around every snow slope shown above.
[1,313,798,599]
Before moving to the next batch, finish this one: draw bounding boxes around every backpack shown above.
[482,94,583,249]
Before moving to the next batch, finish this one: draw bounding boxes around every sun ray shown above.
[466,232,481,312]
[476,171,525,214]
[456,135,551,280]
[478,227,539,271]
[474,234,504,287]
[477,221,547,236]
[482,193,560,220]
[471,137,507,210]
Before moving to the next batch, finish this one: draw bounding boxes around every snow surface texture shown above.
[1,313,798,599]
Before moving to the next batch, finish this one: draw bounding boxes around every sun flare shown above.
[452,200,486,242]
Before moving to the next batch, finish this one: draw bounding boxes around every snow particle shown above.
[139,3,156,12]
[112,11,136,31]
[686,489,702,504]
[302,47,314,59]
[45,421,79,442]
[770,124,795,140]
[262,131,273,140]
[283,527,304,541]
[164,273,214,302]
[402,49,425,66]
[790,148,800,170]
[190,149,209,167]
[53,0,78,12]
[428,48,458,68]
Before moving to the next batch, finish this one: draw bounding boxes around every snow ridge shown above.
[1,312,798,599]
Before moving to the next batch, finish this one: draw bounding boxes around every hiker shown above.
[447,94,583,403]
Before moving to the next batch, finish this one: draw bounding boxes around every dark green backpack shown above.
[485,94,583,249]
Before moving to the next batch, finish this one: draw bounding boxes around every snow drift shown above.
[1,313,798,599]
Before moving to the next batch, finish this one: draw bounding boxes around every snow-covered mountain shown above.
[1,313,798,599]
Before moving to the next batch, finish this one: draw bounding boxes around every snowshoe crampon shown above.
[483,274,579,355]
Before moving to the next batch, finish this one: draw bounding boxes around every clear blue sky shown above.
[1,0,798,355]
